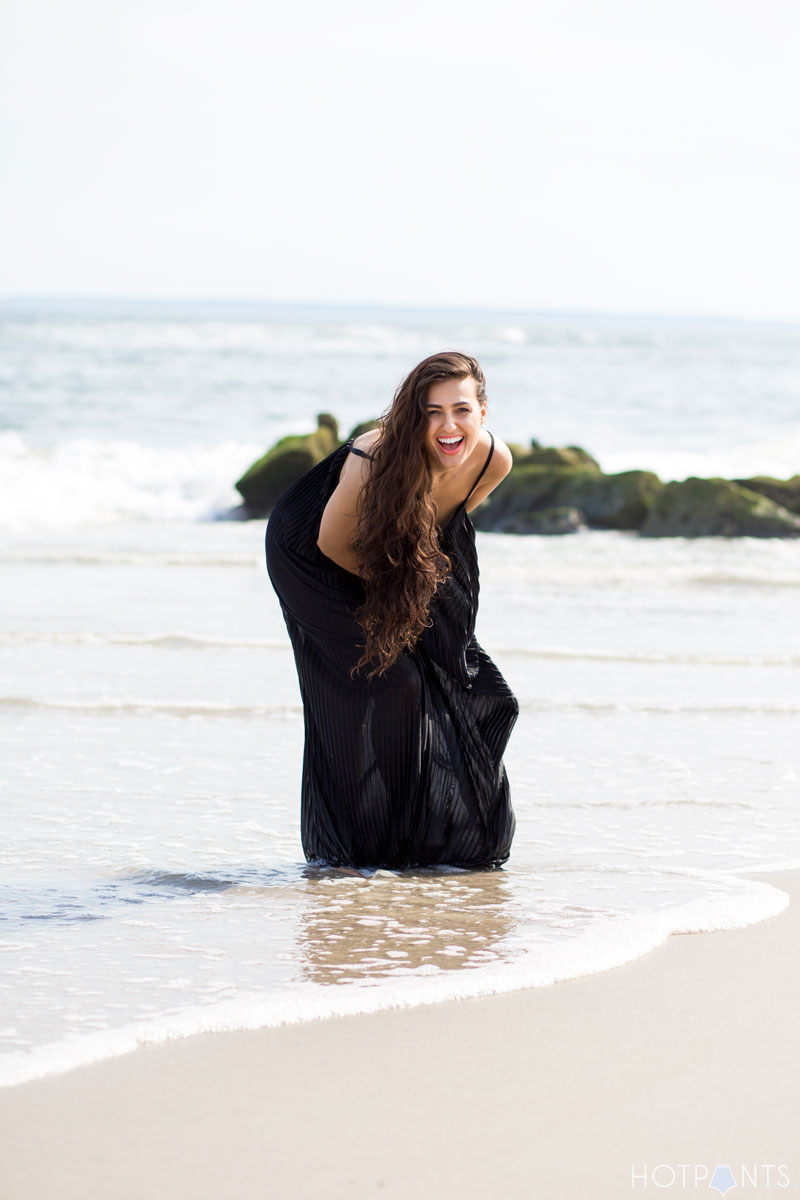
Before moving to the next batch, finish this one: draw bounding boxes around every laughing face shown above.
[424,376,487,472]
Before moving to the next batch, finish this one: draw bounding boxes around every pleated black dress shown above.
[265,434,518,870]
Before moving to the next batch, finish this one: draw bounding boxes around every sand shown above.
[1,869,797,1200]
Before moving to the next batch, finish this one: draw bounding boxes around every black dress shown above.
[265,434,518,870]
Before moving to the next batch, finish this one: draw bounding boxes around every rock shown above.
[472,463,661,533]
[554,469,662,530]
[348,418,381,440]
[531,444,601,470]
[235,414,341,516]
[639,477,800,538]
[492,505,584,535]
[731,474,800,515]
[317,413,339,437]
[471,465,570,531]
[513,443,602,471]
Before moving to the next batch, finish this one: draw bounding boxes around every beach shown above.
[2,304,799,1196]
[4,0,800,1172]
[1,866,795,1199]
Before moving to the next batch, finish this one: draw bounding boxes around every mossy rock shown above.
[317,413,339,437]
[235,414,341,516]
[347,418,381,440]
[492,505,584,535]
[513,443,601,471]
[472,464,661,532]
[471,465,573,530]
[639,477,800,538]
[732,474,800,516]
[554,469,662,530]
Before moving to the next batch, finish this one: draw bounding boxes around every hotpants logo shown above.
[631,1163,791,1191]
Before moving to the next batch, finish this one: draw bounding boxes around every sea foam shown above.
[0,434,261,532]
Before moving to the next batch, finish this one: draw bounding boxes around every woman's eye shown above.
[426,408,472,416]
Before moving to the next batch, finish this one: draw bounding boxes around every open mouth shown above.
[436,436,464,455]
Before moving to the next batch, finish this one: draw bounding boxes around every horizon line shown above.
[1,293,799,328]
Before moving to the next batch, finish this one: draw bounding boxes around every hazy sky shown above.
[2,0,799,318]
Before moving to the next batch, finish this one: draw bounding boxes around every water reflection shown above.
[296,865,516,986]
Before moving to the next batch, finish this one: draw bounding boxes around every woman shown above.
[265,351,518,870]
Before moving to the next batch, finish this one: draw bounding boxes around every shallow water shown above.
[2,519,798,1086]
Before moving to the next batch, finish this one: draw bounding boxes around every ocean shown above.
[1,299,799,1088]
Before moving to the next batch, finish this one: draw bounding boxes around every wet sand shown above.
[1,870,797,1200]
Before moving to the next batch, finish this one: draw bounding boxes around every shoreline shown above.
[0,867,789,1093]
[1,868,797,1198]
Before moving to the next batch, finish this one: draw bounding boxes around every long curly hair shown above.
[349,351,487,678]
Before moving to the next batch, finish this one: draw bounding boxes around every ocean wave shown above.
[2,630,798,668]
[4,315,425,355]
[0,551,261,566]
[2,693,798,719]
[688,572,800,588]
[530,698,800,716]
[497,645,800,667]
[0,696,303,718]
[4,546,800,588]
[0,631,287,650]
[0,434,263,532]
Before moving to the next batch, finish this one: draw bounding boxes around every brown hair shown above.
[349,351,487,678]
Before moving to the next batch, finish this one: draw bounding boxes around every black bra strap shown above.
[465,431,495,501]
[348,441,375,462]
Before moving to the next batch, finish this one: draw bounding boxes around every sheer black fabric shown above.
[265,436,518,870]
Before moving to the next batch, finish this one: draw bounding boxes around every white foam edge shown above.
[0,871,789,1091]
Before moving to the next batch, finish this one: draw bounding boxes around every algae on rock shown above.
[731,475,800,516]
[235,414,341,516]
[487,505,585,535]
[472,462,662,533]
[514,444,602,471]
[639,478,800,538]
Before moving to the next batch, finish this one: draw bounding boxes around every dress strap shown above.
[465,431,495,502]
[347,440,375,462]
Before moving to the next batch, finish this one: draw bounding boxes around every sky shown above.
[1,0,799,319]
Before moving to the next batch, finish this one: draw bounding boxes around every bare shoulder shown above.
[466,431,513,512]
[487,432,513,480]
[351,426,383,456]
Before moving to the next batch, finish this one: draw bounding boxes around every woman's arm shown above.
[465,436,513,512]
[316,439,375,574]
